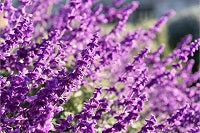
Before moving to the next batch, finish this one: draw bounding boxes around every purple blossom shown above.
[0,0,199,132]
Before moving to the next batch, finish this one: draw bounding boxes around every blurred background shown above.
[100,0,200,72]
[101,0,198,21]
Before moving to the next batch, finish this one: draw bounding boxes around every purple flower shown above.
[0,0,199,132]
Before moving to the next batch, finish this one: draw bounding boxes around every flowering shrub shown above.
[0,0,200,133]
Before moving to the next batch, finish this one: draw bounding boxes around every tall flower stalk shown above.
[0,0,199,132]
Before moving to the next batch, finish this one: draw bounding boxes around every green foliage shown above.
[0,69,9,77]
[63,86,94,114]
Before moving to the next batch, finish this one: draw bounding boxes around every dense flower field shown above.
[0,0,199,132]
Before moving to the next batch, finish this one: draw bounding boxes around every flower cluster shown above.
[0,0,199,133]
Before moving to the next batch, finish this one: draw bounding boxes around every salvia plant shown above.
[0,0,199,133]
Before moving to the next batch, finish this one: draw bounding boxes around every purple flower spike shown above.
[0,0,199,132]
